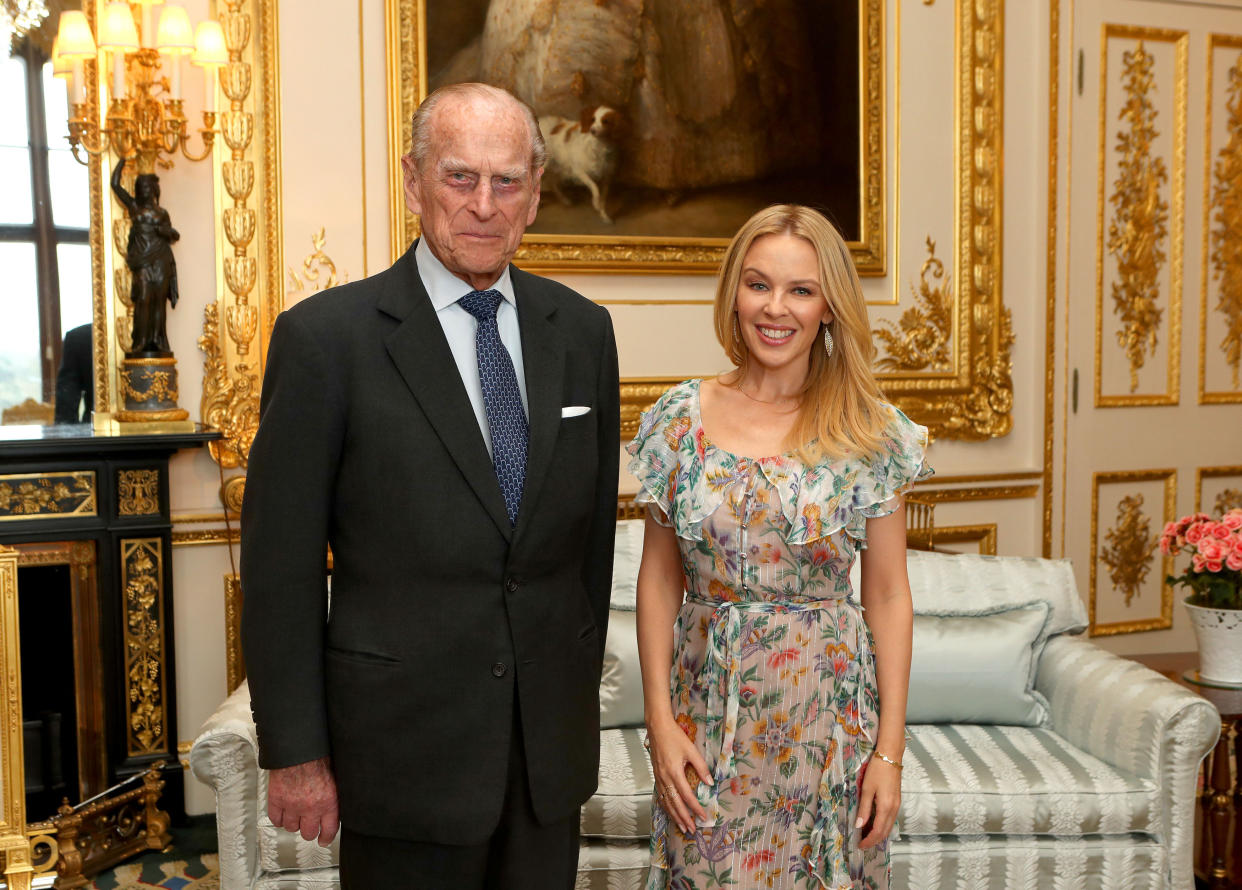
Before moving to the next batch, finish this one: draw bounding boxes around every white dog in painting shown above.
[538,106,625,224]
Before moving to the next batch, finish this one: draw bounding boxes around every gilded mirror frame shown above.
[83,0,281,485]
[385,0,887,276]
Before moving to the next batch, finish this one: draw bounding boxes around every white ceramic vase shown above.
[1184,598,1242,685]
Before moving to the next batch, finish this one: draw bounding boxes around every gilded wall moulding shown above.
[198,0,281,490]
[0,547,31,879]
[875,236,954,372]
[120,538,168,757]
[1089,470,1175,637]
[1202,37,1242,403]
[225,575,245,694]
[387,0,887,276]
[601,1,1010,443]
[117,470,160,517]
[286,229,348,298]
[1107,43,1168,394]
[0,472,97,521]
[1099,493,1155,607]
[1195,464,1242,513]
[1095,26,1186,408]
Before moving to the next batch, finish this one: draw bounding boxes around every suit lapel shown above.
[512,268,564,539]
[379,246,513,541]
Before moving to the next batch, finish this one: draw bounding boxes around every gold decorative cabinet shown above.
[0,426,217,825]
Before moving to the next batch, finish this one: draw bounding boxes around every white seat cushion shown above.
[900,725,1158,839]
[581,727,653,840]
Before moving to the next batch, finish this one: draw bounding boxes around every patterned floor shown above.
[87,855,218,890]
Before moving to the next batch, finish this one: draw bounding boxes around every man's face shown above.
[402,99,542,291]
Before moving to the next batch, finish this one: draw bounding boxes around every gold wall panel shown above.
[1195,464,1242,514]
[117,470,160,517]
[932,524,999,555]
[1089,469,1176,636]
[1200,35,1242,404]
[0,546,33,888]
[120,538,168,757]
[600,1,1010,442]
[199,0,282,482]
[1094,26,1187,407]
[225,574,244,694]
[1044,0,1060,558]
[0,472,97,522]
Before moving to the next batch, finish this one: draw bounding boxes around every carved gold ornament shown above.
[1215,488,1242,514]
[118,470,160,517]
[121,371,177,404]
[875,236,953,372]
[121,539,167,757]
[1106,42,1169,394]
[286,228,347,297]
[0,471,96,520]
[1209,51,1242,390]
[1099,493,1156,607]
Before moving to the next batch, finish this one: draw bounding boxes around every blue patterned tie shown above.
[458,289,528,525]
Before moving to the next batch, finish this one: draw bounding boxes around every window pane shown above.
[48,149,88,228]
[0,242,42,412]
[57,243,93,335]
[0,145,34,224]
[42,61,71,149]
[0,55,29,147]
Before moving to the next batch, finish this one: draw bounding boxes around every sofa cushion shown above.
[610,518,645,610]
[899,724,1158,839]
[905,550,1089,638]
[601,610,645,729]
[581,727,653,839]
[908,601,1052,725]
[576,838,649,889]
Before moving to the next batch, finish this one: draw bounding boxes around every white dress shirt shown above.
[415,238,528,459]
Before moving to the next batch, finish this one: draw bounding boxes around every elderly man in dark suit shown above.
[240,82,620,889]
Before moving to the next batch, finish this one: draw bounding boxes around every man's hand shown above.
[267,756,340,846]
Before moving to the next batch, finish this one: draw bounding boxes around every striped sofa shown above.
[191,548,1220,889]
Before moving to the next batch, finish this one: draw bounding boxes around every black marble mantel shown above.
[0,423,219,820]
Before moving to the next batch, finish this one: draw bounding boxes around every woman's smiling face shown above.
[734,232,833,374]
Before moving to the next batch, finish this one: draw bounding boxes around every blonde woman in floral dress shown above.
[629,205,930,890]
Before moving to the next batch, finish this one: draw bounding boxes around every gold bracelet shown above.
[872,751,903,770]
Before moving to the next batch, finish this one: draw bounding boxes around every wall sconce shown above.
[54,2,223,174]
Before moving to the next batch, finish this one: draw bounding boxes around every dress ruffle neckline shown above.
[626,378,933,545]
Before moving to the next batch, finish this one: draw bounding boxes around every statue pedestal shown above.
[117,356,191,426]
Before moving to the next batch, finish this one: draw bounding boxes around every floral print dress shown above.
[627,379,931,890]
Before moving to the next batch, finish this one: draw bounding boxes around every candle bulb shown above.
[169,54,181,100]
[203,66,215,113]
[157,5,194,102]
[73,59,84,105]
[113,51,126,100]
[192,21,227,115]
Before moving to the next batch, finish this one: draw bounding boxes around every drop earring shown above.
[733,316,740,342]
[823,325,834,357]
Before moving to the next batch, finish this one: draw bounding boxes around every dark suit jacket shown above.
[240,242,620,844]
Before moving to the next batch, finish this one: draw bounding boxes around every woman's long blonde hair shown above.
[713,204,888,461]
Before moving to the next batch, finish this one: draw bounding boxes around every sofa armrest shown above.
[189,680,261,890]
[1035,635,1220,889]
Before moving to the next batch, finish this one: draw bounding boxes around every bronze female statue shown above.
[111,157,180,356]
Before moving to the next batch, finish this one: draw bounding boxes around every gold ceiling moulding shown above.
[1094,26,1186,408]
[196,0,282,521]
[1201,36,1242,404]
[1088,469,1176,637]
[386,0,886,276]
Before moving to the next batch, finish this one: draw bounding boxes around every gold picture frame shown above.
[385,0,886,275]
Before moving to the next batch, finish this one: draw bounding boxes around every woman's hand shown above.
[646,716,712,835]
[856,755,901,849]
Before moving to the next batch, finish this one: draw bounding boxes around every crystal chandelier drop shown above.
[1,0,50,46]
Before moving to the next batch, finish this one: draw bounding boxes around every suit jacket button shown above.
[491,662,508,678]
[505,577,519,593]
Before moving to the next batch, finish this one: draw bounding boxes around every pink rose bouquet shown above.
[1160,508,1242,609]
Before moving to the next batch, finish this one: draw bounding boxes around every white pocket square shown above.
[561,405,591,418]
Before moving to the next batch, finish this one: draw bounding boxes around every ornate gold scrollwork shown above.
[118,470,160,517]
[121,539,167,757]
[1107,42,1169,394]
[875,236,953,371]
[1209,51,1242,390]
[0,472,97,520]
[287,228,347,296]
[1099,493,1156,607]
[1215,488,1242,513]
[120,371,178,404]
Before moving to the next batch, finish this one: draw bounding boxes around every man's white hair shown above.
[409,82,547,172]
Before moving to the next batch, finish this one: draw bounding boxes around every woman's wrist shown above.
[871,750,903,770]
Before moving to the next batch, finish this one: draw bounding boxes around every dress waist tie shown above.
[685,594,875,846]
